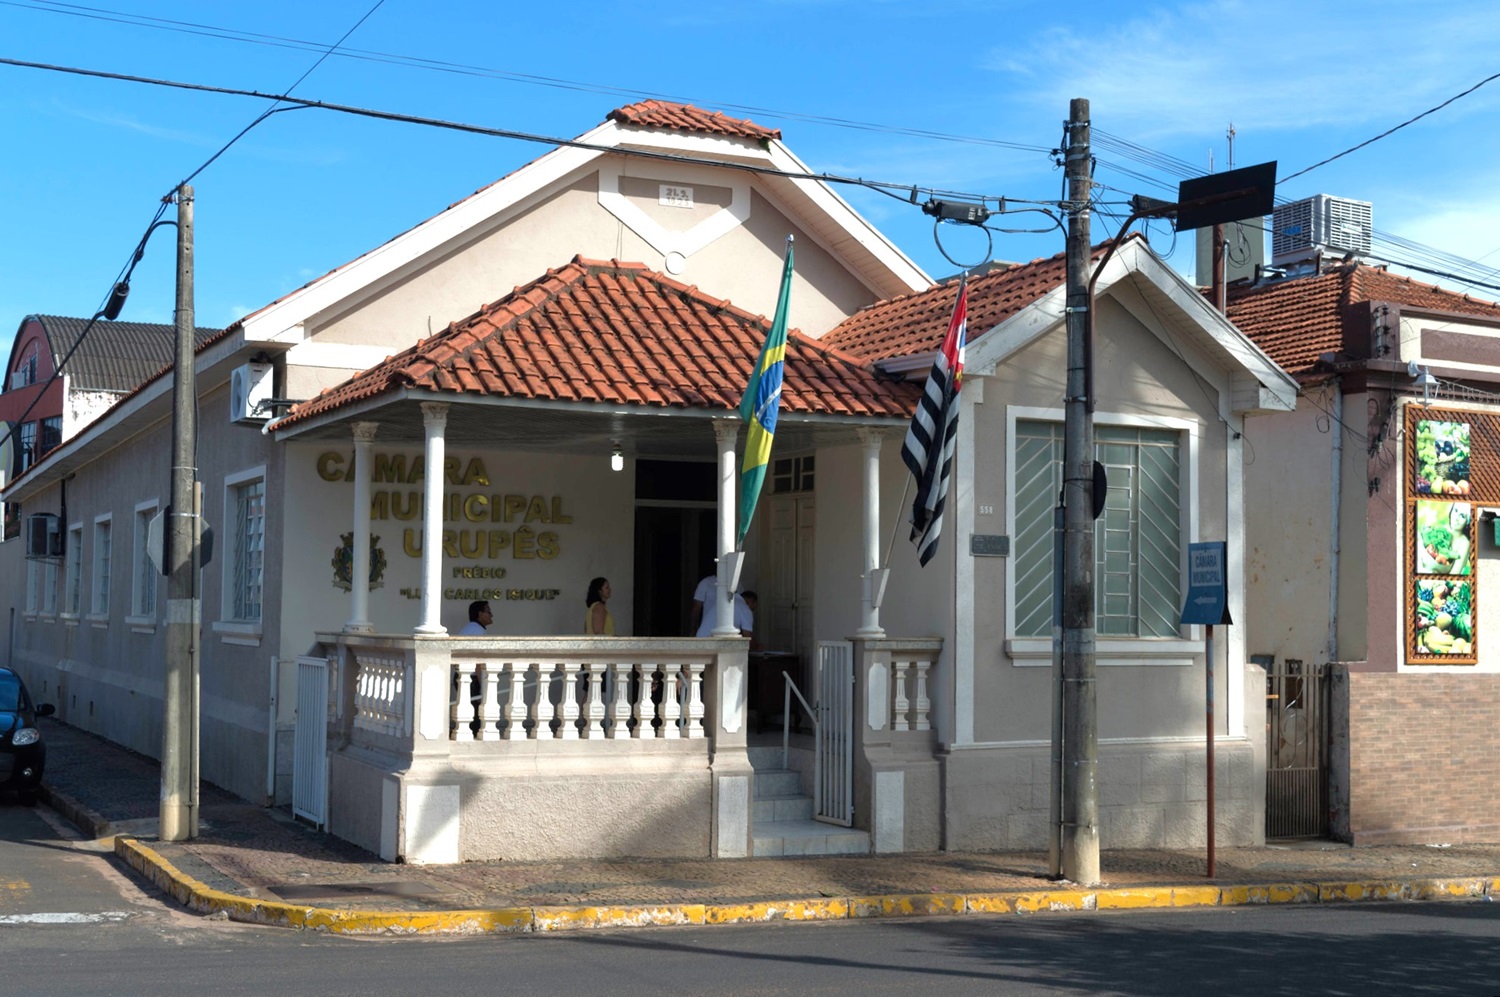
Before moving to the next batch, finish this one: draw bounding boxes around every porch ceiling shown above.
[284,391,907,460]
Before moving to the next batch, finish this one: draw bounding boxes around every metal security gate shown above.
[292,655,330,827]
[1266,659,1328,838]
[814,640,853,826]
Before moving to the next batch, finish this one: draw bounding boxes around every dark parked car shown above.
[1,666,54,805]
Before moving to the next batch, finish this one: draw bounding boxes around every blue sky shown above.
[3,0,1500,333]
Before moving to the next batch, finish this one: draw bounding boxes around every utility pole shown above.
[161,183,199,841]
[1061,98,1099,886]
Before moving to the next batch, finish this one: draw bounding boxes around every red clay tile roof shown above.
[608,100,781,142]
[823,240,1130,361]
[1225,264,1500,378]
[275,257,917,429]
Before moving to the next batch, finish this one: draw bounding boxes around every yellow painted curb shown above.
[111,836,1500,937]
[1013,890,1097,913]
[703,898,849,924]
[532,904,707,932]
[115,837,533,935]
[849,893,966,918]
[1096,888,1176,910]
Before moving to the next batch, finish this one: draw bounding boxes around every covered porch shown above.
[270,259,944,862]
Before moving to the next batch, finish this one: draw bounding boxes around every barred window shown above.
[231,478,265,622]
[1013,420,1183,638]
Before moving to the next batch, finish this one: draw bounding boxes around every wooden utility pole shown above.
[160,184,199,841]
[1061,98,1099,886]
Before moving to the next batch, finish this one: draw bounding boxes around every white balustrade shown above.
[441,655,712,742]
[912,659,932,731]
[891,660,912,732]
[352,652,407,737]
[452,658,479,742]
[885,650,939,732]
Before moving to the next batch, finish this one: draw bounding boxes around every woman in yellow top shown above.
[585,577,615,635]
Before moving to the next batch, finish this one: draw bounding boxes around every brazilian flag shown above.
[737,238,794,545]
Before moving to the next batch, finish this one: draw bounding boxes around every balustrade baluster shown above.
[478,663,502,740]
[891,659,911,732]
[532,663,556,739]
[504,663,527,739]
[913,659,932,731]
[581,663,606,738]
[452,659,478,741]
[659,663,682,739]
[607,662,632,738]
[632,664,656,738]
[683,662,706,739]
[559,662,582,740]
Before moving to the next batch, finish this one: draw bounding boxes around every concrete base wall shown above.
[328,747,392,856]
[940,739,1263,850]
[1332,668,1500,844]
[456,753,713,860]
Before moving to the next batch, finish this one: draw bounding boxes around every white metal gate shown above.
[292,655,330,827]
[814,640,853,826]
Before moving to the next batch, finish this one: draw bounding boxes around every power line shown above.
[0,0,1052,156]
[1281,69,1500,184]
[0,56,1043,210]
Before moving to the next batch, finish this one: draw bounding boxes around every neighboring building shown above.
[1,102,1296,863]
[0,315,222,535]
[1229,257,1500,843]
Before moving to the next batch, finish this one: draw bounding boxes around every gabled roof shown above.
[1225,264,1500,378]
[232,100,928,349]
[607,100,781,142]
[822,239,1126,362]
[18,315,223,393]
[273,257,919,433]
[826,235,1297,415]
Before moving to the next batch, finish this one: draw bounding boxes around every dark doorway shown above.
[632,460,716,637]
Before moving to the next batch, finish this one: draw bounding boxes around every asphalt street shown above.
[3,797,1499,996]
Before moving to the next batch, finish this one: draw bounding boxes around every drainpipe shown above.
[1327,385,1342,663]
[266,655,278,805]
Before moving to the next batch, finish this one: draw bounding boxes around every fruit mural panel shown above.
[1406,410,1485,664]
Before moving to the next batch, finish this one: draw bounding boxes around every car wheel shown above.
[17,790,38,807]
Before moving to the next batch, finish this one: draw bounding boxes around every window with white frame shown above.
[91,515,111,616]
[42,556,58,615]
[25,558,38,614]
[1013,419,1184,639]
[64,524,83,615]
[132,502,158,619]
[225,471,265,623]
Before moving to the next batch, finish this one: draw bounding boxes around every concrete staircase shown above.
[748,745,868,857]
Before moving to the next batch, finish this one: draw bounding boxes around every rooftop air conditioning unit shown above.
[1272,195,1372,265]
[229,361,274,425]
[25,512,61,559]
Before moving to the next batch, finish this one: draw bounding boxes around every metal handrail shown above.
[781,670,819,770]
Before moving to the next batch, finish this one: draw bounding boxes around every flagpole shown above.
[880,474,914,569]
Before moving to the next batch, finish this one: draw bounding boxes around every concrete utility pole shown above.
[1061,99,1099,886]
[161,184,199,841]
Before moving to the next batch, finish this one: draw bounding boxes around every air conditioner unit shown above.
[229,361,274,425]
[25,512,61,559]
[1272,195,1373,265]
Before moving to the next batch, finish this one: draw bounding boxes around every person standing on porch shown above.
[457,600,492,635]
[584,577,615,635]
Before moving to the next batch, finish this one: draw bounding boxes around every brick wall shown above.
[1331,668,1500,844]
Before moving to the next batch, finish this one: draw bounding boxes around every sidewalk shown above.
[35,718,1500,934]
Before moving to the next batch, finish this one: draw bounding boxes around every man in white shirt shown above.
[693,578,753,639]
[457,600,492,635]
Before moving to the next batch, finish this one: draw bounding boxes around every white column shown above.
[856,427,885,637]
[712,418,739,636]
[345,421,378,633]
[415,402,448,635]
